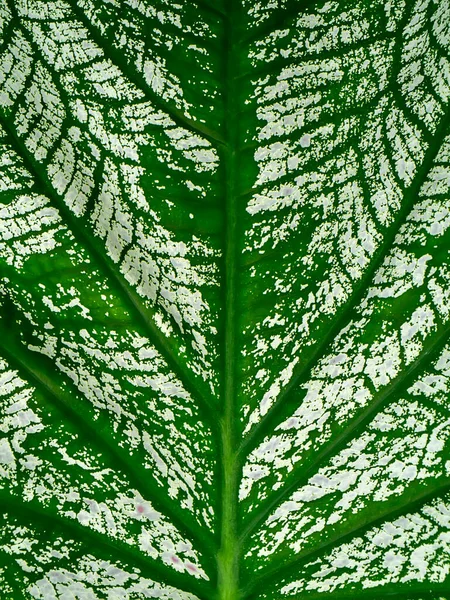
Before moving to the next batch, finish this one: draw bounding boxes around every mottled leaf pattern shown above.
[0,0,450,599]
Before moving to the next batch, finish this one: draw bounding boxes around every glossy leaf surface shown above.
[1,0,450,599]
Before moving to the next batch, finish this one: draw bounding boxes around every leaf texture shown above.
[0,0,450,599]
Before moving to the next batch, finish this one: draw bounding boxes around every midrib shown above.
[217,0,242,598]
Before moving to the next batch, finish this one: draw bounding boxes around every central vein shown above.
[217,1,241,599]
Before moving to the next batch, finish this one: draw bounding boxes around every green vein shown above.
[238,104,450,461]
[237,135,361,213]
[62,0,225,147]
[0,109,217,423]
[241,0,320,45]
[5,8,220,421]
[0,547,23,597]
[238,88,386,155]
[235,32,395,83]
[216,1,242,599]
[237,5,444,543]
[0,320,217,566]
[0,11,15,56]
[240,310,450,542]
[0,494,214,600]
[242,480,450,598]
[271,583,450,600]
[238,0,420,462]
[240,0,420,460]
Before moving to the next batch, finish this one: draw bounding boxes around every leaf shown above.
[0,0,450,598]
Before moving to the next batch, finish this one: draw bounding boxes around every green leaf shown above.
[1,0,450,599]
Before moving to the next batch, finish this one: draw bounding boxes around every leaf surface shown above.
[1,0,450,599]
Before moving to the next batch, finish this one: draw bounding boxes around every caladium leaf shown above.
[0,0,450,598]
